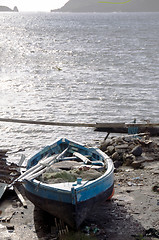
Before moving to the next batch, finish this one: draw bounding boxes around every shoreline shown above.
[0,135,158,239]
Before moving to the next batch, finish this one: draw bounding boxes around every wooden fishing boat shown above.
[22,138,114,229]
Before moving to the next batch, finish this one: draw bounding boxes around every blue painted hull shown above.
[24,138,114,228]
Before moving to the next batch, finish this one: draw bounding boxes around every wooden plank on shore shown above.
[0,183,7,199]
[14,186,27,208]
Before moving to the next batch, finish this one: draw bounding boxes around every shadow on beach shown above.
[33,199,149,240]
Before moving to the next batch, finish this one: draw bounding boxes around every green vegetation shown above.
[135,234,145,240]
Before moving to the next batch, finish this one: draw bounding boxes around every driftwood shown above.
[14,186,27,208]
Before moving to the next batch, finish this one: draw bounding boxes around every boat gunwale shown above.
[26,159,114,194]
[25,138,114,193]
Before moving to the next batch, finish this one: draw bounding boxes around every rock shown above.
[123,154,136,166]
[115,144,129,153]
[13,6,18,12]
[136,155,147,162]
[131,145,142,156]
[107,145,115,155]
[0,6,18,12]
[114,137,125,145]
[127,181,133,186]
[114,160,122,168]
[99,140,111,152]
[112,152,120,161]
[128,143,136,150]
[147,141,158,150]
[131,161,142,169]
[100,135,159,169]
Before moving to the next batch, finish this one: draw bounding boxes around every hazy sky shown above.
[0,0,69,11]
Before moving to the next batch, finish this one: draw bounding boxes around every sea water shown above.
[0,12,158,162]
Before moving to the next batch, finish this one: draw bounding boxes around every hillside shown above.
[0,6,18,12]
[52,0,159,12]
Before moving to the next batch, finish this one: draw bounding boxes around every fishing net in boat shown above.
[38,161,104,184]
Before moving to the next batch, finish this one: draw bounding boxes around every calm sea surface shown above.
[0,12,158,162]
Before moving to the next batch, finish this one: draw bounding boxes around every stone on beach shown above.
[131,145,142,156]
[99,135,159,169]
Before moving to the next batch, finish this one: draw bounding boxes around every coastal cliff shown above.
[0,6,18,12]
[52,0,159,12]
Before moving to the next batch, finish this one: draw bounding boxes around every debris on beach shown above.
[0,149,27,207]
[0,136,158,239]
[0,150,21,185]
[152,185,159,193]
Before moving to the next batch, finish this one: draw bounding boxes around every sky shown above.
[0,0,69,11]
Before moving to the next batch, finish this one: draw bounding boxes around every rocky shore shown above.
[0,135,159,239]
[99,134,158,170]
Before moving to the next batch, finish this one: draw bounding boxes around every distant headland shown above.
[0,6,18,12]
[51,0,159,12]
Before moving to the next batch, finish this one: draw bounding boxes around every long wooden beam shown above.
[95,122,159,136]
[0,117,95,128]
[0,117,158,129]
[96,122,159,127]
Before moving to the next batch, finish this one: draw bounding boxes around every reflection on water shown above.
[0,13,158,162]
